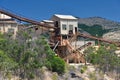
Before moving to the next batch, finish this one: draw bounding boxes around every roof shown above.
[0,13,12,19]
[54,14,77,20]
[42,20,54,23]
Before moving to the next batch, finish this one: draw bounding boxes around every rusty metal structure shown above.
[0,8,56,29]
[0,8,120,63]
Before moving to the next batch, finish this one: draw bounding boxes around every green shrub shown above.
[29,73,35,79]
[49,57,65,74]
[80,68,84,74]
[78,24,109,37]
[83,65,87,70]
[80,65,87,74]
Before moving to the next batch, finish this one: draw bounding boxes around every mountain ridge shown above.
[78,17,120,29]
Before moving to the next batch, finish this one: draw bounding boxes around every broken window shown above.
[8,28,14,34]
[62,24,67,30]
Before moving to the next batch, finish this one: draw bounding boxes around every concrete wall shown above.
[0,13,18,37]
[71,41,95,49]
[0,22,18,38]
[60,19,78,35]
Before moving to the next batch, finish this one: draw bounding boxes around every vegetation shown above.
[84,44,120,79]
[49,56,65,74]
[52,73,58,80]
[80,65,87,74]
[0,29,65,79]
[78,24,110,37]
[78,17,120,29]
[89,72,97,80]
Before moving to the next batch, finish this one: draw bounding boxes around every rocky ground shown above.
[41,63,114,80]
[65,63,114,80]
[1,64,115,80]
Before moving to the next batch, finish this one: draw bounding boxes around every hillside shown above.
[78,17,120,29]
[103,30,120,41]
[78,24,109,37]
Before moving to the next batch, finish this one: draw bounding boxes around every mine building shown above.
[0,13,18,37]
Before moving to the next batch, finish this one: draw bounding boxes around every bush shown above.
[29,73,35,79]
[83,65,87,70]
[80,65,87,74]
[80,68,84,74]
[49,56,65,74]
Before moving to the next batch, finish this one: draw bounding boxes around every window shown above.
[11,24,16,27]
[69,25,73,30]
[55,21,58,27]
[8,28,14,34]
[62,35,67,39]
[62,24,67,30]
[69,25,73,34]
[0,24,5,28]
[0,24,3,27]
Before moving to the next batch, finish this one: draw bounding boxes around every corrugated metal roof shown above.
[54,14,77,20]
[0,13,12,19]
[42,20,54,23]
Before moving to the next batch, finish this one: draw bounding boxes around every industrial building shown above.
[0,13,18,37]
[0,9,119,63]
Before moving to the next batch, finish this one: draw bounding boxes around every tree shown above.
[78,24,109,37]
[0,30,66,79]
[85,44,120,76]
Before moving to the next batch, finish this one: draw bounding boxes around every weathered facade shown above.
[51,14,78,36]
[0,13,18,37]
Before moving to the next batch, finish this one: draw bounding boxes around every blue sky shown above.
[0,0,120,22]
